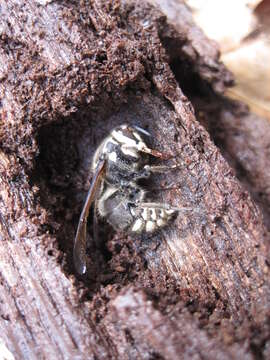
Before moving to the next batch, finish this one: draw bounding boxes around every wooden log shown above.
[105,287,253,360]
[193,96,270,231]
[152,0,270,233]
[0,0,269,359]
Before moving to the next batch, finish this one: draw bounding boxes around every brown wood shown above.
[0,1,269,359]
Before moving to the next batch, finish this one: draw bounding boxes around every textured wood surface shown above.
[0,1,269,359]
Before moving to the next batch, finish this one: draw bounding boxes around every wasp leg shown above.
[130,202,194,233]
[139,202,193,212]
[129,163,182,184]
[143,164,181,173]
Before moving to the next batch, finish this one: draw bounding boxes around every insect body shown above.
[73,124,186,274]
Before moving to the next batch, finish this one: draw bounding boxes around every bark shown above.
[0,1,269,359]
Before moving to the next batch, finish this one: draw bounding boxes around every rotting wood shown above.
[153,0,270,234]
[0,1,269,359]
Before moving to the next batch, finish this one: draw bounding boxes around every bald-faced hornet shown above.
[73,124,191,274]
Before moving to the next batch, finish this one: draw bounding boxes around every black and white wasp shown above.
[73,124,191,274]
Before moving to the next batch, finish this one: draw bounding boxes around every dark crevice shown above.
[170,58,215,100]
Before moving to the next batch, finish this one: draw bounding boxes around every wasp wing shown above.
[73,159,106,275]
[93,200,100,248]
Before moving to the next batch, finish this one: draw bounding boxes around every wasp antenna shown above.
[139,146,171,159]
[133,125,151,137]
